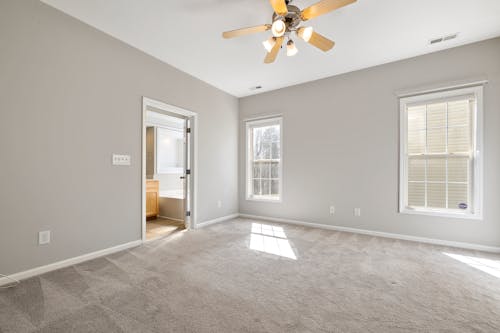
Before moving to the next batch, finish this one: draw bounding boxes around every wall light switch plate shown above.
[354,208,361,217]
[217,200,222,208]
[39,230,51,245]
[112,154,131,166]
[329,206,335,215]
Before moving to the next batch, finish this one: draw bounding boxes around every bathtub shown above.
[159,189,184,199]
[159,189,184,221]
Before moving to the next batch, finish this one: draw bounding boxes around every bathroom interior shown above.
[145,110,187,240]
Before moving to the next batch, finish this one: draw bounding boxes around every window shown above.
[246,117,282,201]
[399,86,483,219]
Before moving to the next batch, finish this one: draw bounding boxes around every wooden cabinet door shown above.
[146,180,159,218]
[146,191,158,217]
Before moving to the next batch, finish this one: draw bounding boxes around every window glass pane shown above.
[448,183,468,210]
[427,183,446,208]
[427,158,446,182]
[271,180,279,195]
[271,162,279,179]
[253,162,261,178]
[262,180,270,195]
[253,127,264,159]
[408,158,425,181]
[408,105,426,131]
[253,180,261,196]
[263,125,279,142]
[448,100,470,127]
[272,142,280,159]
[408,182,425,207]
[408,130,426,154]
[427,128,446,153]
[261,162,270,178]
[427,103,446,128]
[448,126,470,153]
[448,158,469,183]
[262,142,271,159]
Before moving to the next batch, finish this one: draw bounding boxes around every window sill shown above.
[246,196,282,203]
[400,207,482,220]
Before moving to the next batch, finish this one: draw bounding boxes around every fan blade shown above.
[308,31,335,51]
[298,29,335,52]
[264,37,284,64]
[222,25,271,39]
[269,0,288,15]
[301,0,356,21]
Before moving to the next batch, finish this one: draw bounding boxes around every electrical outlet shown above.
[39,231,51,245]
[354,208,361,217]
[329,206,335,215]
[217,200,222,208]
[112,154,131,166]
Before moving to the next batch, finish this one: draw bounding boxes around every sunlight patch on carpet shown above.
[444,252,500,278]
[250,223,297,260]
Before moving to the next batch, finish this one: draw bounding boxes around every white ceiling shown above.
[41,0,500,97]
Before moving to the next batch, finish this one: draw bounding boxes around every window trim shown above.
[399,86,484,220]
[245,117,283,203]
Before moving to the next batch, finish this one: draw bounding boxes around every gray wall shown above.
[239,38,500,247]
[0,0,238,275]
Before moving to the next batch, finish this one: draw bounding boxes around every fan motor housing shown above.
[272,5,302,32]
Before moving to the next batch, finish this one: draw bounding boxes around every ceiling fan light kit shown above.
[271,20,287,37]
[263,36,277,52]
[286,39,298,57]
[222,0,356,63]
[297,26,314,42]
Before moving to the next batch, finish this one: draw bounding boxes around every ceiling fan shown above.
[222,0,356,64]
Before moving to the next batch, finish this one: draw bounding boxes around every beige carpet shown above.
[1,218,500,332]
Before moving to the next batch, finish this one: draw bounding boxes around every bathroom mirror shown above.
[156,127,185,174]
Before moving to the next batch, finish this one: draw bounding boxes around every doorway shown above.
[142,97,197,241]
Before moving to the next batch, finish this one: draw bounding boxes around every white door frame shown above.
[141,97,198,241]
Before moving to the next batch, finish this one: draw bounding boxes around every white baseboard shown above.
[239,213,500,253]
[0,240,142,287]
[196,213,239,229]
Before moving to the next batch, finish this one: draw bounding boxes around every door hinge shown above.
[186,169,191,175]
[186,211,191,217]
[186,128,191,134]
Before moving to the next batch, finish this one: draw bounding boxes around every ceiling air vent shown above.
[443,34,458,41]
[429,33,458,45]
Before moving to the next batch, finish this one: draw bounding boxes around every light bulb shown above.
[262,37,276,52]
[271,20,286,37]
[297,26,313,42]
[286,40,298,57]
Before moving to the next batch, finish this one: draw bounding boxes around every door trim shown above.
[141,97,198,242]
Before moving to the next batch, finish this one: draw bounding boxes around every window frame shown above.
[245,117,283,203]
[399,86,483,220]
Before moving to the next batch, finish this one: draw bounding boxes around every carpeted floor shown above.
[1,218,500,332]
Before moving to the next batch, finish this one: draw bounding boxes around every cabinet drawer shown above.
[146,180,159,192]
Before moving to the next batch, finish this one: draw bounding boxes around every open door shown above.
[183,118,192,229]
